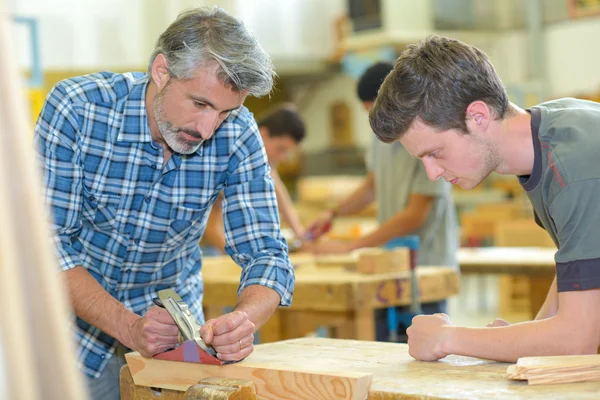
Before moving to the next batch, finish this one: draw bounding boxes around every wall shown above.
[10,0,600,152]
[546,17,600,97]
[290,74,372,152]
[12,0,341,70]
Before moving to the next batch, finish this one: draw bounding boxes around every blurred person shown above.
[307,62,458,341]
[34,7,294,399]
[370,35,600,362]
[202,104,307,254]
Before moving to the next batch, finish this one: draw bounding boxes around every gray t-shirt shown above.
[367,137,458,267]
[520,98,600,292]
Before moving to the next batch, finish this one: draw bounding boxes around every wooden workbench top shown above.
[201,255,459,311]
[458,247,557,274]
[127,338,600,399]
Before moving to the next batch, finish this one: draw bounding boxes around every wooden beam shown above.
[126,352,372,399]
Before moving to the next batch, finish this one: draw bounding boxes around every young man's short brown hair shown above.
[369,35,511,143]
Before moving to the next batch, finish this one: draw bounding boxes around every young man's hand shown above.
[305,210,335,240]
[487,318,510,327]
[407,313,453,361]
[125,306,180,357]
[200,310,255,361]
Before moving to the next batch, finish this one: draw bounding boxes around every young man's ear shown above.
[151,54,172,90]
[465,101,491,132]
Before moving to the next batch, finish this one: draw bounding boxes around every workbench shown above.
[458,247,556,318]
[122,337,600,399]
[201,255,459,342]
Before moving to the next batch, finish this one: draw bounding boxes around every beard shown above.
[461,136,499,190]
[153,90,205,155]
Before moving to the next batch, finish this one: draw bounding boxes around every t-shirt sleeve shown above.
[411,159,449,197]
[550,180,600,292]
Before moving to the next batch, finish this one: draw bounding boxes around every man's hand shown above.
[311,239,354,255]
[200,310,255,361]
[124,306,180,357]
[487,318,510,328]
[305,211,334,240]
[407,313,452,361]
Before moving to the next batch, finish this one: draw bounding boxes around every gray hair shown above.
[148,6,275,97]
[369,35,510,143]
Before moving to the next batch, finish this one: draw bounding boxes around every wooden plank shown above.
[0,9,88,400]
[508,354,600,385]
[126,338,600,399]
[126,348,373,400]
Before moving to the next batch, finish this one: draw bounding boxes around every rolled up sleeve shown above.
[222,124,295,306]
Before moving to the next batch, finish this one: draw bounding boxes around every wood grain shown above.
[126,338,600,399]
[126,346,373,400]
[507,354,600,385]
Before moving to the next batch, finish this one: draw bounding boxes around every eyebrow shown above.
[189,95,241,113]
[416,149,435,159]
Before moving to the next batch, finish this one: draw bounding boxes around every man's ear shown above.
[465,101,491,132]
[150,54,172,91]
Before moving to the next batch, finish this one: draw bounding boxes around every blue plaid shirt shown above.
[34,72,294,378]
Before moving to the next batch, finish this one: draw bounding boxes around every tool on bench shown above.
[152,288,236,365]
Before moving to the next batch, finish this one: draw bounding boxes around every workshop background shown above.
[4,0,600,397]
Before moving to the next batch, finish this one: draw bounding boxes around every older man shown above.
[34,7,294,399]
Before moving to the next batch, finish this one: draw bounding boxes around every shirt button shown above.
[134,239,140,245]
[151,164,157,169]
[89,196,96,201]
[144,197,151,204]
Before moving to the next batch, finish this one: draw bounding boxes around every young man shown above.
[34,7,294,399]
[202,104,306,254]
[307,62,458,341]
[370,35,600,362]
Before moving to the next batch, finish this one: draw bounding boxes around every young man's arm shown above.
[271,169,305,238]
[306,171,376,239]
[408,289,600,362]
[351,193,433,249]
[312,193,433,253]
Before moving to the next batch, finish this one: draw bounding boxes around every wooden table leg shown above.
[354,308,376,341]
[258,309,282,343]
[528,276,554,319]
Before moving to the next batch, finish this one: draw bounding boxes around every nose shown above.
[195,111,222,140]
[422,158,445,181]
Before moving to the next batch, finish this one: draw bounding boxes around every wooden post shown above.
[0,6,88,400]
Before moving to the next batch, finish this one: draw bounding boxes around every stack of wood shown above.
[507,354,600,385]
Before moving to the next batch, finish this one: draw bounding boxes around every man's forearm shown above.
[535,275,558,320]
[64,266,140,346]
[351,194,432,249]
[333,172,375,217]
[272,170,304,237]
[445,314,596,362]
[234,285,280,331]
